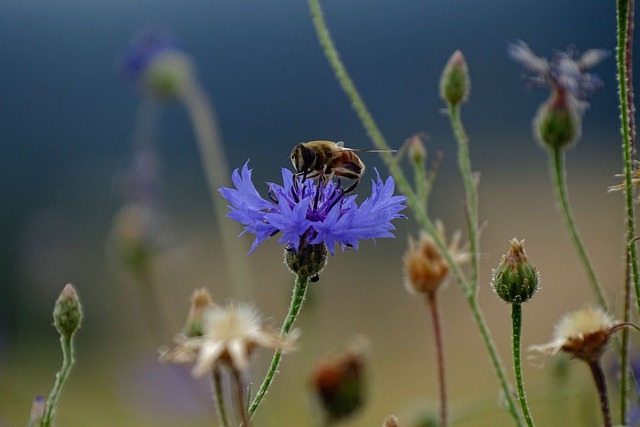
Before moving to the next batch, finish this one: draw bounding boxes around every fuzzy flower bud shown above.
[534,89,581,150]
[440,50,470,106]
[184,288,216,337]
[310,340,368,423]
[491,238,539,304]
[406,133,428,167]
[285,243,328,282]
[53,284,83,338]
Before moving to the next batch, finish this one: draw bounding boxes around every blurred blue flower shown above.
[120,30,179,83]
[219,162,406,255]
[508,40,608,111]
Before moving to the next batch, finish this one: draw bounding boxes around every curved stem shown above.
[248,275,308,417]
[588,360,612,427]
[40,335,75,427]
[307,1,522,424]
[550,147,607,307]
[449,104,480,291]
[511,304,535,427]
[212,367,230,427]
[178,81,253,300]
[426,292,448,427]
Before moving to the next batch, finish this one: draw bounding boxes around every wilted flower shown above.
[160,302,296,376]
[310,339,368,423]
[219,162,406,255]
[508,40,608,108]
[509,41,608,149]
[529,306,618,362]
[403,220,469,295]
[183,288,216,338]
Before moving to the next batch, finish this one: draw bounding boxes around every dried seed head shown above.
[310,339,368,422]
[184,288,216,337]
[404,233,449,295]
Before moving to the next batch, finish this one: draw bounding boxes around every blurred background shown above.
[0,0,633,425]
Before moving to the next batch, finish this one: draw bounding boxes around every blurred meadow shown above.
[0,0,632,426]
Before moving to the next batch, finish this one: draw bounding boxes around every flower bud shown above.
[440,50,470,106]
[491,238,539,304]
[142,51,194,99]
[53,284,83,338]
[285,243,328,282]
[310,340,367,422]
[184,288,216,337]
[406,133,428,167]
[534,89,581,150]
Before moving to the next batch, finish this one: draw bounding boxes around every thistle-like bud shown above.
[406,133,428,167]
[440,50,470,106]
[310,340,368,422]
[184,288,216,337]
[142,51,194,99]
[53,284,83,338]
[285,243,328,282]
[491,238,539,304]
[534,89,581,150]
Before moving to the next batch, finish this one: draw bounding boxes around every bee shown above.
[290,140,395,193]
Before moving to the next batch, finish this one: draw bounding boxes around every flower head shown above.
[529,306,616,363]
[491,238,539,304]
[403,220,469,295]
[219,162,406,255]
[508,40,608,108]
[160,302,296,376]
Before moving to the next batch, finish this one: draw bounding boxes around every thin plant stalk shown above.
[178,81,253,299]
[40,335,75,427]
[248,275,309,417]
[588,360,612,427]
[549,147,607,308]
[511,304,535,427]
[231,367,250,427]
[621,251,632,424]
[212,367,231,427]
[617,0,639,417]
[307,0,523,424]
[448,104,480,291]
[425,291,448,427]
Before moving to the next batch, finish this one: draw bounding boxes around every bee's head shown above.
[290,143,316,173]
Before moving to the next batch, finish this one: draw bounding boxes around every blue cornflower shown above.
[508,40,608,112]
[219,162,406,255]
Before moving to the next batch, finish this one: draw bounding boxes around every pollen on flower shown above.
[529,306,616,363]
[160,302,297,377]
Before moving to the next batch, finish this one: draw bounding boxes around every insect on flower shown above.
[290,140,395,194]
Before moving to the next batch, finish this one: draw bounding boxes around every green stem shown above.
[588,360,612,427]
[621,251,632,424]
[550,147,607,307]
[449,104,480,290]
[248,275,308,417]
[212,367,230,427]
[40,335,75,427]
[426,292,448,427]
[511,304,535,427]
[178,81,253,300]
[307,0,522,424]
